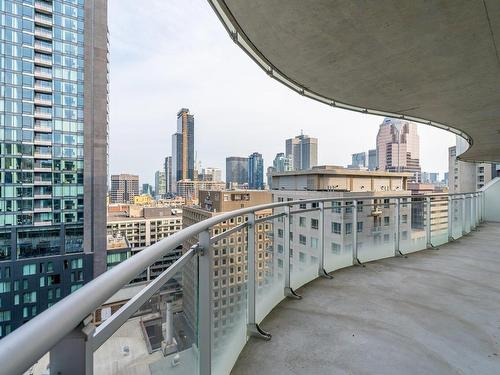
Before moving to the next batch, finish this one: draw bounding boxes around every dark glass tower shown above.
[248,152,264,189]
[0,0,108,336]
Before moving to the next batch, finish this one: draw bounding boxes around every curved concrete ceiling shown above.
[208,0,500,163]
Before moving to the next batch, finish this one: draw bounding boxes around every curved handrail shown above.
[0,192,482,374]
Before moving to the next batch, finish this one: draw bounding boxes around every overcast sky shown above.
[108,0,456,185]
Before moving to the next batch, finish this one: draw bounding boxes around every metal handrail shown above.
[0,192,483,375]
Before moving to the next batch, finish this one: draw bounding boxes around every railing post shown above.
[448,196,454,241]
[50,315,95,375]
[318,201,332,279]
[284,205,301,299]
[198,230,212,375]
[462,194,467,235]
[352,200,360,265]
[425,196,433,249]
[247,213,271,340]
[394,197,401,256]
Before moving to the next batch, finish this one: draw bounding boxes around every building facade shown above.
[248,152,264,190]
[376,118,421,180]
[285,133,318,170]
[110,174,139,204]
[164,156,172,195]
[154,170,166,198]
[349,152,367,169]
[368,149,377,171]
[176,179,225,203]
[448,136,494,193]
[0,0,108,336]
[225,156,248,187]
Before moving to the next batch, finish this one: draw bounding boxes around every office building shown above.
[349,152,367,169]
[376,118,421,180]
[141,183,153,196]
[368,149,377,171]
[154,171,166,198]
[110,174,139,204]
[182,190,273,350]
[0,0,108,335]
[285,133,318,170]
[176,180,225,203]
[226,156,248,187]
[448,136,494,193]
[171,108,194,192]
[107,205,183,282]
[273,153,292,173]
[164,156,172,195]
[200,167,222,182]
[248,152,264,190]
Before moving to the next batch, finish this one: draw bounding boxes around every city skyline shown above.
[107,0,456,186]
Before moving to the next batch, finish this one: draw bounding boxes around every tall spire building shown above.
[171,108,194,192]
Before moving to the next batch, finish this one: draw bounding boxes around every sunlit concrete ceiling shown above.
[209,0,500,163]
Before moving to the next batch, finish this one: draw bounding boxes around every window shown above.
[357,201,363,212]
[299,235,306,245]
[332,222,341,234]
[332,201,341,213]
[299,217,306,227]
[277,244,283,254]
[357,222,363,233]
[311,237,318,248]
[311,218,319,230]
[23,291,36,303]
[402,215,408,224]
[277,229,283,238]
[345,223,352,234]
[70,258,83,269]
[384,199,390,208]
[0,282,10,294]
[331,242,341,254]
[22,264,36,276]
[299,252,306,262]
[345,201,353,213]
[0,310,11,322]
[384,216,390,226]
[299,203,307,209]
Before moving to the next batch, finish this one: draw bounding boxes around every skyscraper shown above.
[272,152,292,173]
[0,0,108,335]
[248,152,264,189]
[171,108,194,193]
[226,156,248,187]
[285,133,318,171]
[349,152,367,169]
[164,156,172,194]
[110,174,139,204]
[376,118,421,180]
[154,171,166,198]
[368,149,377,171]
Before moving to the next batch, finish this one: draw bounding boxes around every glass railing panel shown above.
[92,253,199,375]
[289,203,320,290]
[256,209,283,323]
[430,197,449,247]
[210,217,248,375]
[464,196,471,234]
[451,197,463,239]
[324,202,353,272]
[358,199,396,262]
[400,197,426,253]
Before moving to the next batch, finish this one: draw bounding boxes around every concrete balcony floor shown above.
[233,222,500,375]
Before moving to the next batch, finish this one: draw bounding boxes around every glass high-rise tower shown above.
[0,0,108,335]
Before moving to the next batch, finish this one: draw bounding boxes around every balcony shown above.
[33,152,52,159]
[34,28,52,40]
[34,68,52,79]
[34,14,52,27]
[34,124,52,133]
[34,1,53,14]
[34,207,52,213]
[34,97,52,106]
[34,111,52,120]
[34,42,52,54]
[34,56,52,67]
[34,82,52,93]
[3,182,500,375]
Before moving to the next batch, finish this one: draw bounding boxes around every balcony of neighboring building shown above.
[34,27,52,41]
[34,1,53,15]
[34,13,53,27]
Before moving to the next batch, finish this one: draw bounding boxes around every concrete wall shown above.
[481,178,500,222]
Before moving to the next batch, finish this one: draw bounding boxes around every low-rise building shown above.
[176,179,225,204]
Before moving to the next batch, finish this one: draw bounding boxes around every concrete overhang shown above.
[208,0,500,163]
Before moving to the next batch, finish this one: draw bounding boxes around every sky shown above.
[108,0,456,185]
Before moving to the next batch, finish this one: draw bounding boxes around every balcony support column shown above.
[448,196,454,241]
[352,200,363,265]
[470,193,477,231]
[394,198,404,257]
[198,230,212,375]
[247,212,271,340]
[318,201,332,279]
[50,315,95,375]
[284,205,301,299]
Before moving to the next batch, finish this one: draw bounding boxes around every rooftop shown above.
[272,165,413,177]
[232,222,500,374]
